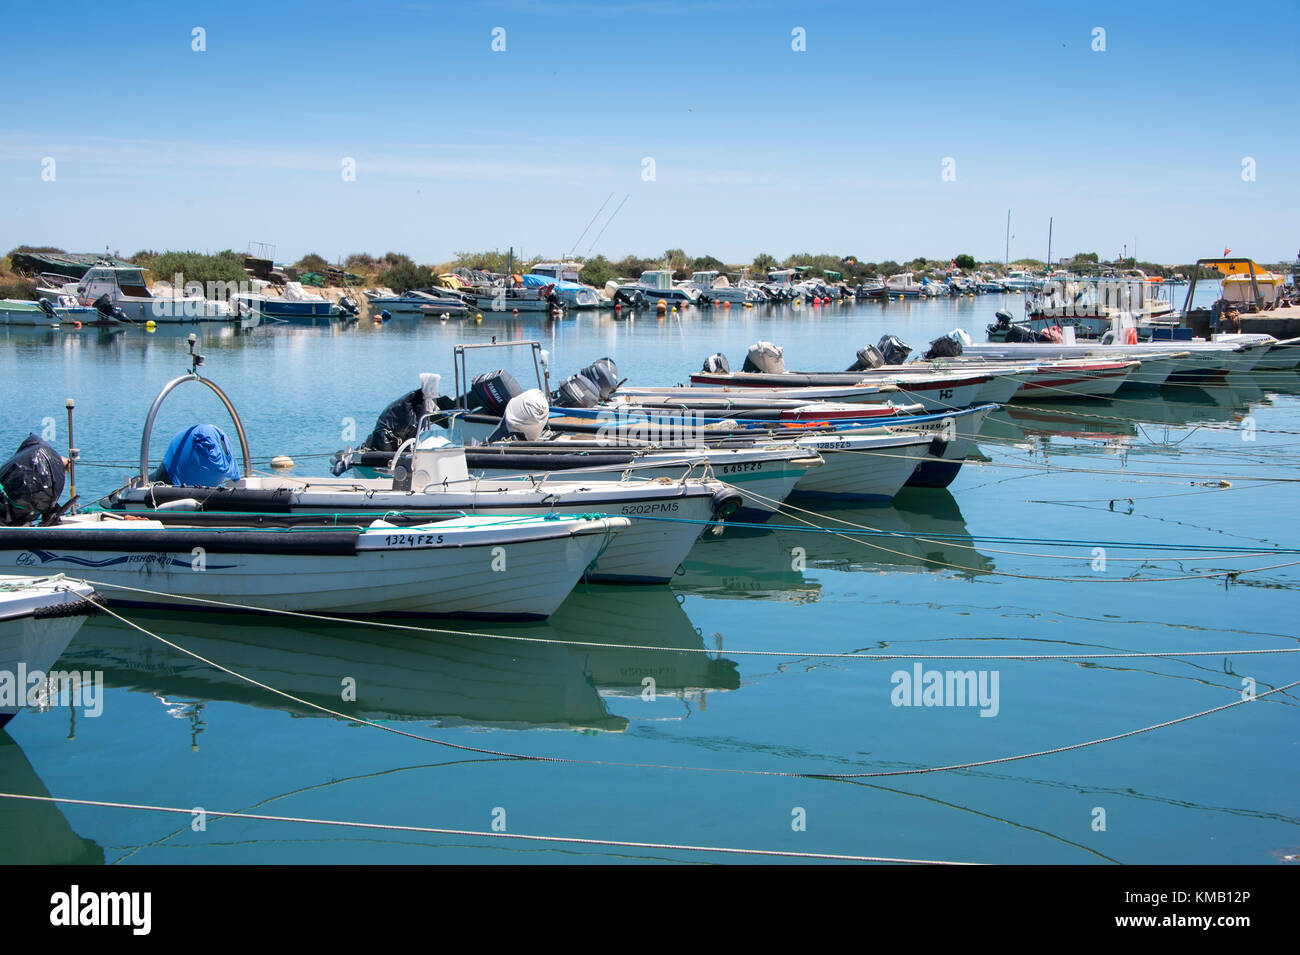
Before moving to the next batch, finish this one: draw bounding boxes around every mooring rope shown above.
[0,792,976,864]
[65,602,1300,782]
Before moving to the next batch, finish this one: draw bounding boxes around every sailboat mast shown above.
[1047,217,1053,267]
[1005,210,1010,268]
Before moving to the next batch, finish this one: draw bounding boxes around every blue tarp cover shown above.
[521,273,587,292]
[161,424,241,486]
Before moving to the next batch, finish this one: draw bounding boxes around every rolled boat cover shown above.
[0,434,65,525]
[161,424,241,487]
[503,389,550,440]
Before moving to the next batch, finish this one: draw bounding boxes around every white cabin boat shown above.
[616,270,699,305]
[37,266,233,323]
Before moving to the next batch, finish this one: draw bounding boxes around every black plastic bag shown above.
[0,434,66,526]
[361,389,424,452]
[923,336,963,360]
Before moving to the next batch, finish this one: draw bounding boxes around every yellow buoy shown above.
[270,455,294,469]
[145,320,156,331]
[475,313,483,321]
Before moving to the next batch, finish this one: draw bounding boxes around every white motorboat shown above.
[111,448,739,586]
[0,297,100,327]
[684,271,765,305]
[690,365,1017,410]
[36,265,233,323]
[614,270,700,306]
[0,575,100,726]
[0,513,627,620]
[364,288,470,317]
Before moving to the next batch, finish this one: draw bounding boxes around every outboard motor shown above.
[0,434,66,526]
[701,352,730,374]
[578,357,621,400]
[487,389,551,442]
[742,341,785,374]
[553,373,601,408]
[876,334,912,365]
[1005,324,1037,343]
[37,299,58,319]
[465,370,522,416]
[846,345,885,371]
[993,308,1015,327]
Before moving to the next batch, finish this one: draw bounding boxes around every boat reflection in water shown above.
[984,376,1287,449]
[676,489,994,599]
[0,733,103,864]
[59,587,738,737]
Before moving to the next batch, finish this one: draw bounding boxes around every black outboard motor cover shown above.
[361,389,424,452]
[1005,324,1037,343]
[923,335,963,360]
[877,334,912,365]
[467,370,522,416]
[553,373,601,408]
[0,434,66,526]
[701,352,730,374]
[92,293,116,317]
[846,345,885,371]
[578,358,619,399]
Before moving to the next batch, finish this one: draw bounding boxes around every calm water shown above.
[3,289,1297,864]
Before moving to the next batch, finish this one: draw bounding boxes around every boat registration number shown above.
[809,441,852,450]
[383,533,445,546]
[719,463,764,474]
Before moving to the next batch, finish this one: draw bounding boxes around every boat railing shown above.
[136,335,252,485]
[452,340,548,408]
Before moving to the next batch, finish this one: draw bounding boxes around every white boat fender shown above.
[270,456,294,469]
[155,497,202,510]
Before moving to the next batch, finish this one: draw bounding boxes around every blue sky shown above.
[1,0,1296,266]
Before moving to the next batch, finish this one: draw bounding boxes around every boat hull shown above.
[0,519,626,620]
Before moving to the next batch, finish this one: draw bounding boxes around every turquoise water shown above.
[2,290,1298,864]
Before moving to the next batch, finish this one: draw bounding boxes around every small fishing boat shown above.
[235,282,347,322]
[364,288,471,317]
[0,575,100,726]
[960,338,1270,379]
[0,297,101,327]
[0,513,628,620]
[688,343,1022,410]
